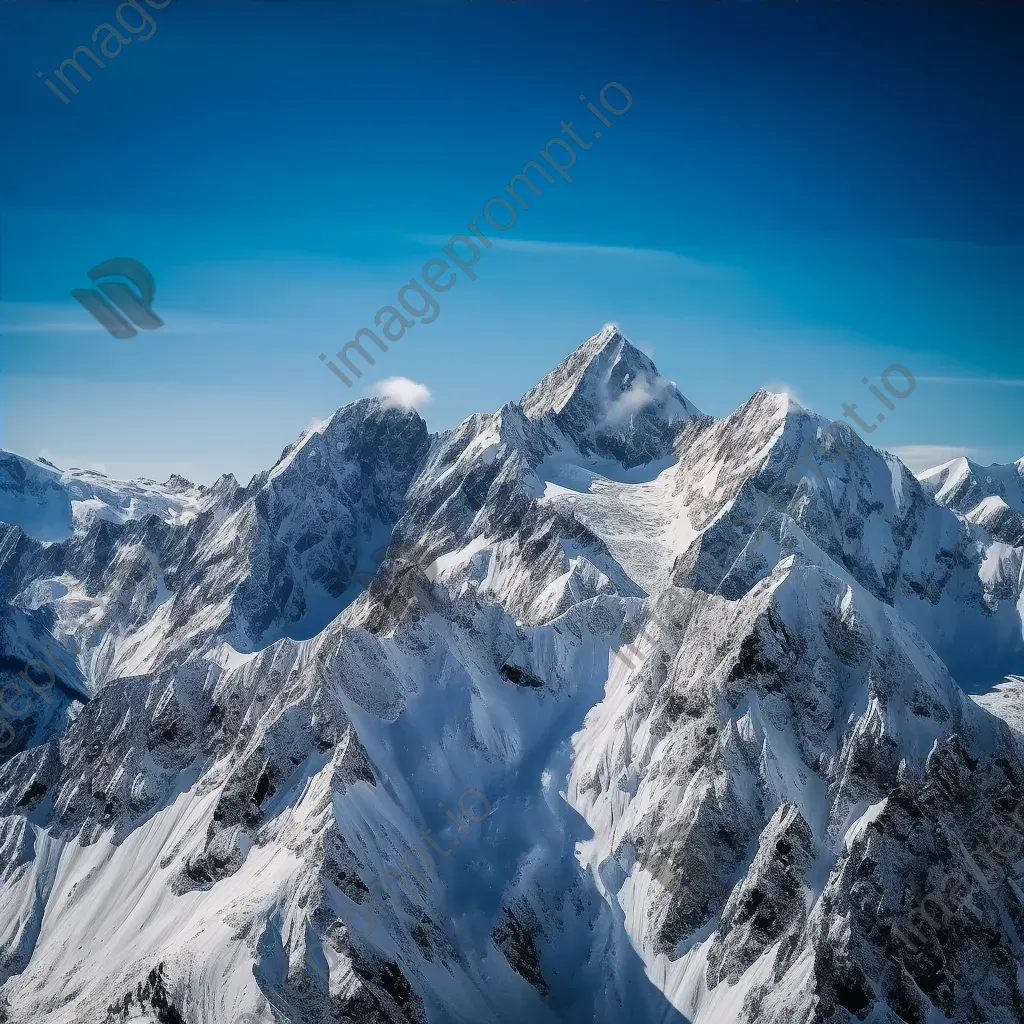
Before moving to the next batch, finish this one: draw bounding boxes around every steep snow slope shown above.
[568,548,1022,1023]
[919,456,1024,516]
[919,455,1024,546]
[0,328,1023,1024]
[664,392,1024,685]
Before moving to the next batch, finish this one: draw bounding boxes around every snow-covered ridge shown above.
[0,450,205,543]
[919,454,1024,547]
[919,455,1024,514]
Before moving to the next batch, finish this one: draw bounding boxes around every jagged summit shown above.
[919,454,1024,512]
[163,473,195,491]
[266,395,425,485]
[519,325,703,468]
[520,324,700,420]
[920,453,1024,547]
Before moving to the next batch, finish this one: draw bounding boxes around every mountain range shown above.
[1,325,1023,1024]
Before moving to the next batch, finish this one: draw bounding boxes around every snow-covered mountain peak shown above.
[919,452,1024,546]
[162,472,195,492]
[747,386,820,425]
[519,326,704,468]
[691,386,836,487]
[920,454,1024,509]
[744,385,816,423]
[199,471,241,503]
[521,325,682,419]
[265,396,425,487]
[918,455,975,500]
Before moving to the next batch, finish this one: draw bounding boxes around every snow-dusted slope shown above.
[919,456,1024,515]
[0,451,203,543]
[1,329,1023,1024]
[665,392,1024,684]
[919,455,1024,546]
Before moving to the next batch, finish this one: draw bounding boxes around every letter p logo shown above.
[71,257,163,339]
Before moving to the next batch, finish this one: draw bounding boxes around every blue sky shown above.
[1,1,1021,484]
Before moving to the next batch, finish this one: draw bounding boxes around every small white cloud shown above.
[887,445,976,474]
[372,377,432,411]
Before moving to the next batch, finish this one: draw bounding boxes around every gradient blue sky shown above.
[1,1,1021,484]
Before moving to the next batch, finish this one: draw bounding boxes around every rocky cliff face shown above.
[0,328,1022,1024]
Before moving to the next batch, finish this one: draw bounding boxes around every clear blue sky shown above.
[1,1,1021,483]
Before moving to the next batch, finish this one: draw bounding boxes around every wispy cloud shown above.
[914,376,1024,387]
[2,302,108,334]
[886,445,977,473]
[603,376,679,427]
[408,235,733,278]
[0,302,256,336]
